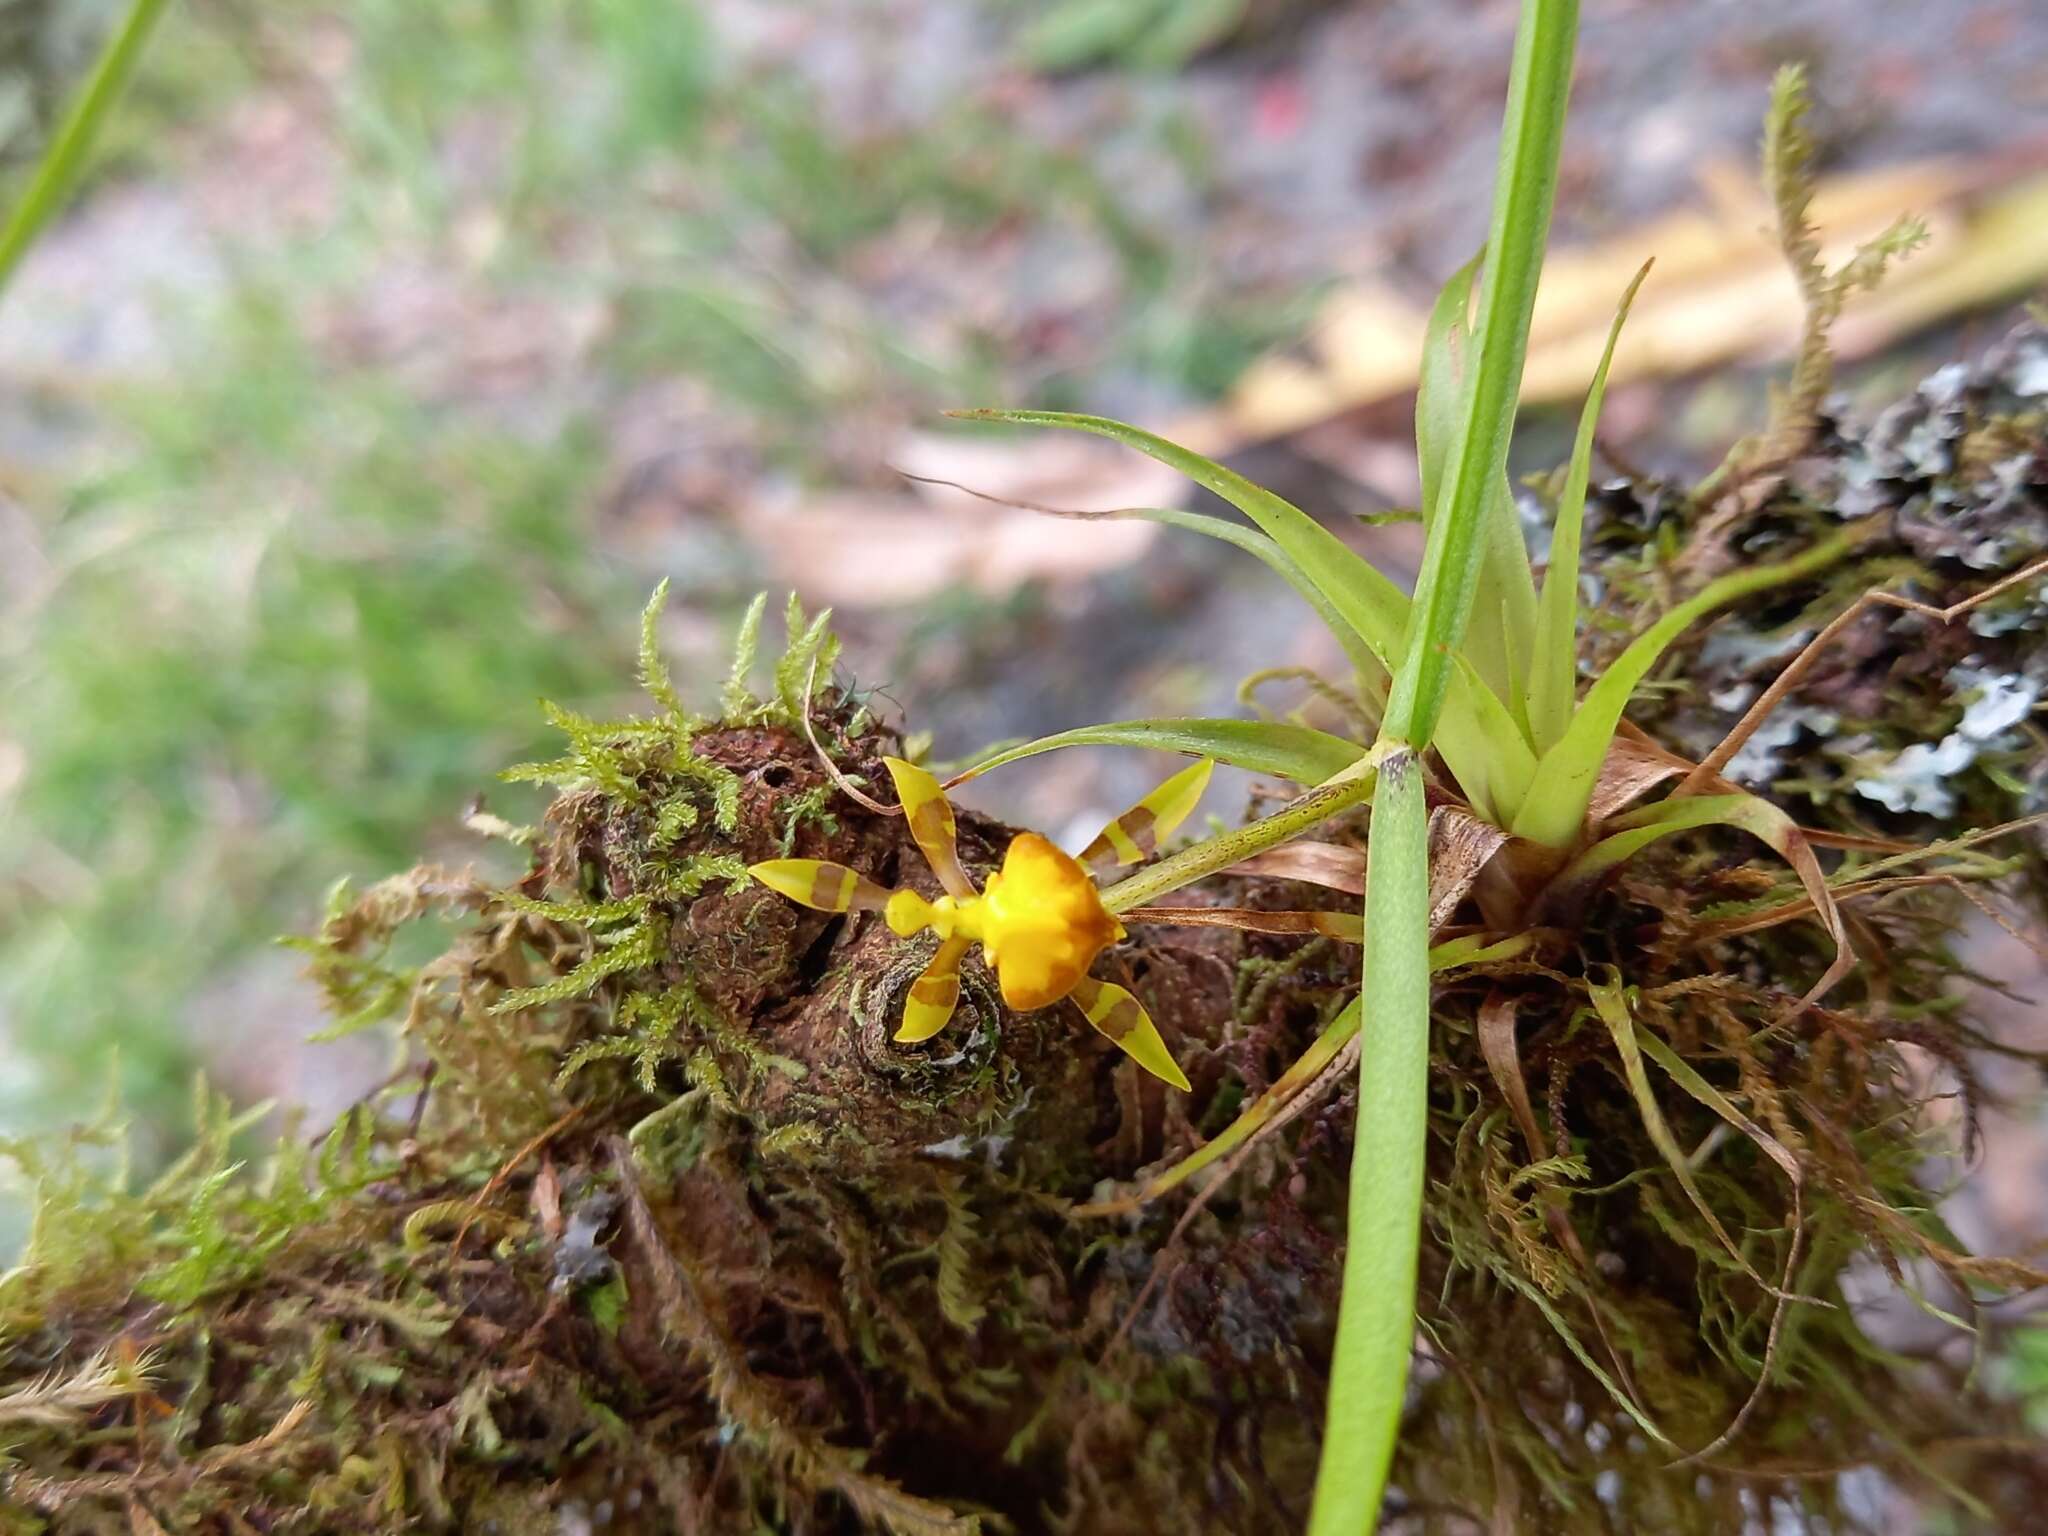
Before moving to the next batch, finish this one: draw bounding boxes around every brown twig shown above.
[1679,555,2048,798]
[451,1105,585,1255]
[800,651,897,817]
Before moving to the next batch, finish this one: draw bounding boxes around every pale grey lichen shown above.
[1853,665,2042,815]
[1726,703,1839,787]
[920,1085,1031,1167]
[550,1184,620,1292]
[2010,333,2048,397]
[1953,666,2041,739]
[1699,623,1815,675]
[1853,736,1979,816]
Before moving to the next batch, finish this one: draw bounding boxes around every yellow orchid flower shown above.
[749,756,1213,1090]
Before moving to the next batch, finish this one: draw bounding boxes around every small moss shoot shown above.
[7,346,2048,1530]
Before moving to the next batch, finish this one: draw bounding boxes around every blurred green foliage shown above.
[1,0,1314,1139]
[3,293,633,1132]
[2012,1324,2048,1432]
[1020,0,1249,73]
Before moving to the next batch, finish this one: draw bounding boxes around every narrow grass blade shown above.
[1324,4,1583,1526]
[1416,254,1479,534]
[1098,766,1383,913]
[1631,1027,1800,1189]
[1416,254,1541,718]
[1511,527,1861,848]
[925,468,1395,692]
[1586,975,1780,1294]
[0,0,171,301]
[1074,930,1533,1218]
[1620,998,1813,1464]
[947,718,1363,788]
[1528,261,1652,753]
[1498,1270,1677,1449]
[948,409,1413,668]
[1132,505,1387,686]
[1078,998,1362,1215]
[1378,0,1580,750]
[958,492,1392,691]
[1419,932,1534,970]
[1121,905,1365,941]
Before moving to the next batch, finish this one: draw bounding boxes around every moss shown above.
[8,353,2048,1532]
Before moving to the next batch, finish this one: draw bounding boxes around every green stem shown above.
[1379,0,1580,748]
[1308,750,1430,1533]
[1098,771,1378,915]
[0,0,171,302]
[1315,2,1581,1529]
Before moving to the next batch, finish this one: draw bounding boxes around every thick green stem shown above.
[1098,771,1378,915]
[1307,750,1430,1534]
[1316,1,1581,1528]
[0,0,170,302]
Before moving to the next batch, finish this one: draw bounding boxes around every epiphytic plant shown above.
[926,8,1963,1529]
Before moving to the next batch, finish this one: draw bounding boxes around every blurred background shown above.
[1,0,2045,1220]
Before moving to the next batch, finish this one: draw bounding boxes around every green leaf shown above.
[1323,3,1583,1530]
[1416,254,1480,535]
[1377,0,1578,753]
[949,717,1364,788]
[949,409,1413,669]
[1586,974,1779,1295]
[1055,504,1386,691]
[1438,656,1538,825]
[0,0,171,302]
[1416,253,1542,725]
[1528,262,1651,753]
[1310,749,1429,1534]
[1511,528,1859,847]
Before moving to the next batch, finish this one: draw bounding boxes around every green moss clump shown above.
[8,366,2048,1531]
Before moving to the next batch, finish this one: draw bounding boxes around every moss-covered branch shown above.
[8,330,2048,1532]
